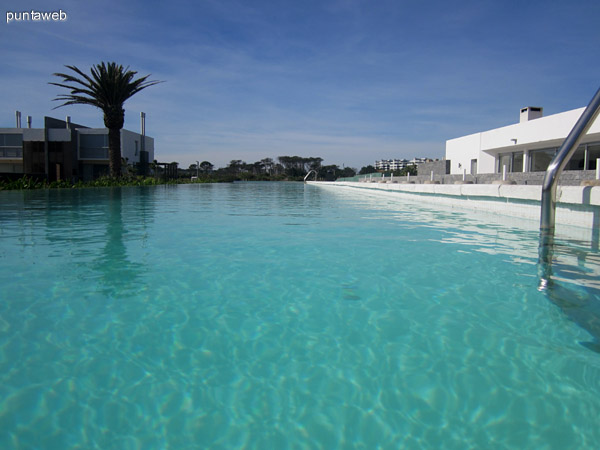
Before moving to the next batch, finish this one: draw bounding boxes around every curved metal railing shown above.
[304,170,317,182]
[539,85,600,280]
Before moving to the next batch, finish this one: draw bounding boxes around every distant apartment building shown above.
[0,112,154,181]
[446,106,600,175]
[375,157,430,171]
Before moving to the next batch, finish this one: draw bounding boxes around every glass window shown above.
[0,134,23,159]
[80,148,109,159]
[565,145,585,170]
[79,134,109,159]
[0,148,22,158]
[0,134,23,147]
[513,152,524,172]
[587,144,600,170]
[80,134,108,148]
[530,148,556,172]
[470,159,477,175]
[498,153,512,173]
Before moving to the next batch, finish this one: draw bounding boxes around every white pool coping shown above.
[307,181,600,232]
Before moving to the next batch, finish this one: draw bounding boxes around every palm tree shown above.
[50,62,161,177]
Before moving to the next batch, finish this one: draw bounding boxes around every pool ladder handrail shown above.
[539,85,600,270]
[304,170,317,182]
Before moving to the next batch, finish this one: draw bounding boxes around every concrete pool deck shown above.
[308,181,600,235]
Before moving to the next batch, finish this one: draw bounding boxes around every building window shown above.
[529,148,557,172]
[526,142,600,172]
[588,144,600,170]
[0,133,23,158]
[512,152,523,172]
[497,153,512,173]
[565,145,586,170]
[470,159,477,175]
[79,134,109,159]
[568,143,600,171]
[497,151,524,173]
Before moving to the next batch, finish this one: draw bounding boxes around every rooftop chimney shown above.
[15,111,21,128]
[520,106,543,123]
[27,116,32,128]
[66,116,71,129]
[140,112,146,154]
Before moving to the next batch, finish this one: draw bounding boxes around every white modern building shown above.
[446,106,600,175]
[375,157,430,171]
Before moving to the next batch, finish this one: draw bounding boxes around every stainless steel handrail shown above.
[304,169,317,182]
[539,86,600,272]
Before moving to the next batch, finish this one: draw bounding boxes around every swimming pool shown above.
[1,182,599,448]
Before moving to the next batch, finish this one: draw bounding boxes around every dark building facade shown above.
[1,115,154,181]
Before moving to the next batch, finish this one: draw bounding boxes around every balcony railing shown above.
[0,148,23,158]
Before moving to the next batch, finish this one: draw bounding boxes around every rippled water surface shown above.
[1,182,599,449]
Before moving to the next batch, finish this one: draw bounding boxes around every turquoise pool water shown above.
[1,182,599,449]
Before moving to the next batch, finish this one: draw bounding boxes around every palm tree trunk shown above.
[108,127,122,177]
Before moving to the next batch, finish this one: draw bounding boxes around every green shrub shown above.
[0,176,44,190]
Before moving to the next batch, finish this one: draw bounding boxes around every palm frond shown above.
[48,62,162,178]
[49,62,163,111]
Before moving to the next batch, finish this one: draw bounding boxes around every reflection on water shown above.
[541,238,600,290]
[541,278,600,352]
[0,186,155,300]
[93,188,145,298]
[538,237,600,353]
[325,185,600,354]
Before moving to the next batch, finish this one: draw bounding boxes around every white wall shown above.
[480,109,584,151]
[446,132,484,174]
[121,129,139,163]
[446,107,600,175]
[121,129,154,164]
[144,135,154,162]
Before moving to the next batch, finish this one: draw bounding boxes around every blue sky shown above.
[2,0,599,170]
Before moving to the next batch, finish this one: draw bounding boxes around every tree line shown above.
[183,156,358,181]
[48,61,404,183]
